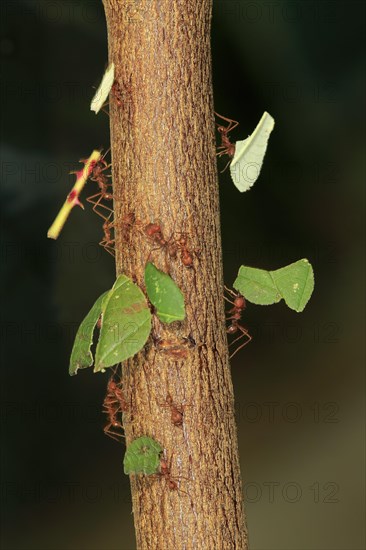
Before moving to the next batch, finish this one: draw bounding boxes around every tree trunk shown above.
[102,1,248,548]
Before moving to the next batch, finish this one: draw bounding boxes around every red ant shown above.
[98,212,137,257]
[143,222,178,266]
[116,212,140,243]
[160,393,185,427]
[144,223,171,251]
[144,223,198,269]
[158,452,190,498]
[85,150,117,255]
[102,368,128,441]
[215,112,239,171]
[99,78,133,117]
[98,214,115,256]
[86,151,113,220]
[224,286,252,358]
[112,82,124,107]
[174,234,198,268]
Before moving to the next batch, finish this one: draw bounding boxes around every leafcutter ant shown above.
[158,452,190,498]
[86,150,113,220]
[85,149,117,255]
[224,286,252,358]
[102,367,128,441]
[160,393,186,427]
[99,214,115,256]
[215,112,239,171]
[144,222,176,255]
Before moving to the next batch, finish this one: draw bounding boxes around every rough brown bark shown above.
[102,1,248,548]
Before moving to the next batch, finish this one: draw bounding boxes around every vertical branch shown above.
[103,1,248,548]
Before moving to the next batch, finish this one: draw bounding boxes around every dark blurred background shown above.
[0,1,364,549]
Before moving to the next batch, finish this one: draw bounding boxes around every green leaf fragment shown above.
[144,262,185,324]
[271,259,314,312]
[233,259,314,312]
[233,266,281,305]
[123,436,162,475]
[69,291,109,376]
[94,274,152,372]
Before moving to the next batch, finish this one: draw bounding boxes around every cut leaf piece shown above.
[233,259,314,312]
[94,275,152,371]
[124,436,162,475]
[144,262,185,324]
[90,62,115,114]
[230,111,275,192]
[271,259,314,312]
[69,291,109,376]
[233,266,281,305]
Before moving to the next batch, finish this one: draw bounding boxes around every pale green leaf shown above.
[271,259,314,312]
[69,291,109,376]
[230,111,275,192]
[144,262,185,324]
[124,436,162,475]
[94,275,152,372]
[90,62,115,114]
[233,266,281,305]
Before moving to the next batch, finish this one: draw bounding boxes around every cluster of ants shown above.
[85,110,238,262]
[102,374,186,441]
[84,151,197,270]
[98,111,249,495]
[101,284,250,490]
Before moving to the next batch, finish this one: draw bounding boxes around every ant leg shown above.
[146,244,164,263]
[229,325,251,347]
[104,425,125,442]
[100,241,115,257]
[98,147,111,166]
[100,230,115,256]
[224,286,237,306]
[229,327,252,359]
[87,193,114,220]
[224,296,236,306]
[214,112,239,132]
[101,103,110,117]
[224,285,238,298]
[216,147,228,158]
[220,158,232,173]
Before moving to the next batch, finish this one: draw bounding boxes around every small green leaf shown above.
[233,266,281,305]
[144,262,185,324]
[69,291,109,376]
[233,259,314,312]
[123,436,162,475]
[94,275,152,372]
[271,259,314,312]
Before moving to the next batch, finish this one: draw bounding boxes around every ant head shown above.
[171,410,183,426]
[168,480,178,491]
[160,456,168,472]
[234,295,246,309]
[145,223,161,236]
[182,254,193,267]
